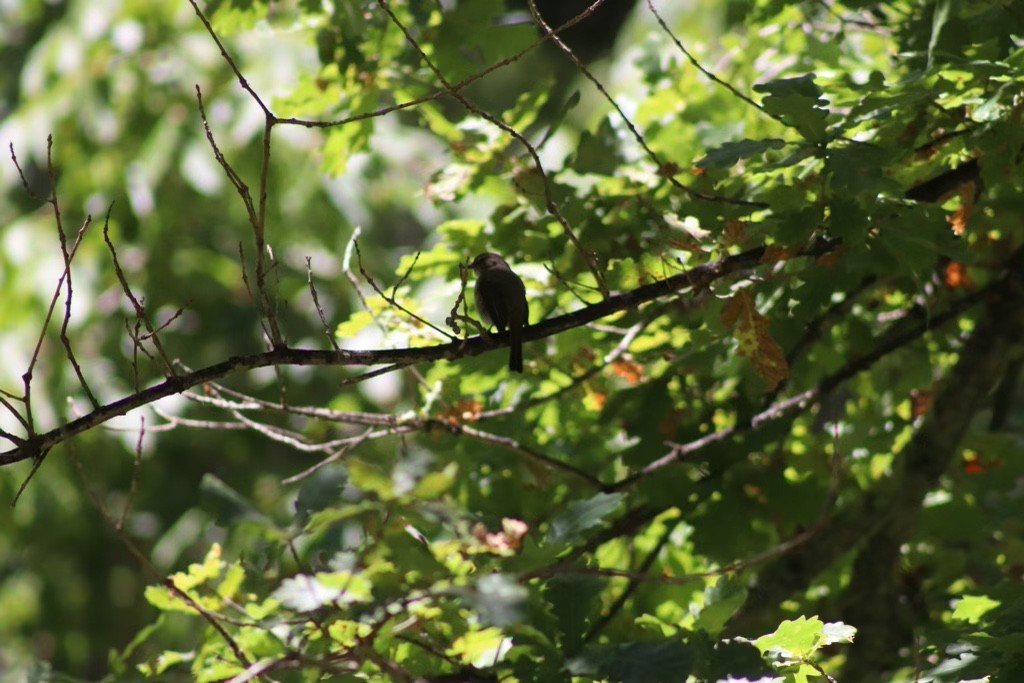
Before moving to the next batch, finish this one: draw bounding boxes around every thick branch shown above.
[0,241,835,467]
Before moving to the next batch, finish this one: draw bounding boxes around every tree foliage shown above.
[2,0,1024,681]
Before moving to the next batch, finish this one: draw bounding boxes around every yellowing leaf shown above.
[448,627,510,667]
[327,619,372,648]
[584,385,607,412]
[721,290,789,391]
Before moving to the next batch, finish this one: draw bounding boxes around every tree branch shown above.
[0,240,836,467]
[729,248,1024,650]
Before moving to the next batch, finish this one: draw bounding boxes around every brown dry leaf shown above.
[501,518,529,545]
[962,452,987,475]
[611,359,645,385]
[948,183,975,236]
[723,219,748,245]
[721,290,789,391]
[668,237,706,254]
[474,518,529,553]
[437,399,484,425]
[760,245,798,265]
[817,245,844,268]
[658,162,682,177]
[659,410,684,440]
[910,388,934,418]
[943,262,974,289]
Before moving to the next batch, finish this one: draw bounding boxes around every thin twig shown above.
[164,578,255,672]
[0,241,839,467]
[531,0,763,208]
[102,207,178,376]
[581,518,680,643]
[375,0,609,298]
[189,0,285,348]
[354,240,452,339]
[433,420,606,489]
[194,86,257,225]
[270,0,607,131]
[307,257,341,351]
[68,442,161,576]
[118,416,146,532]
[611,278,994,490]
[646,0,773,119]
[282,427,375,484]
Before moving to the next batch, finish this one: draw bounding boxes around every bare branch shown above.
[188,0,285,349]
[186,0,271,117]
[375,0,609,298]
[164,578,255,672]
[646,0,774,120]
[0,241,837,468]
[194,86,257,225]
[354,241,453,340]
[15,137,100,433]
[282,427,375,484]
[56,213,99,410]
[270,0,608,131]
[102,208,179,377]
[342,227,374,320]
[531,0,763,208]
[307,257,341,351]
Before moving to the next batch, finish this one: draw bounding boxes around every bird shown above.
[469,252,528,373]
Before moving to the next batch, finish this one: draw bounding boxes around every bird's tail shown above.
[508,327,524,373]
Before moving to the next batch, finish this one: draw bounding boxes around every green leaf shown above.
[571,119,622,175]
[873,216,951,274]
[754,74,830,143]
[568,640,694,683]
[346,459,396,500]
[825,145,899,195]
[432,1,535,81]
[698,139,787,170]
[322,120,373,176]
[694,576,748,636]
[689,631,773,682]
[545,575,604,653]
[411,462,458,499]
[208,0,269,35]
[928,0,952,67]
[439,219,488,243]
[953,595,1001,624]
[138,649,192,677]
[449,627,512,667]
[753,615,825,659]
[547,492,626,545]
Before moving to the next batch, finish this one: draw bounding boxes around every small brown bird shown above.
[469,252,528,373]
